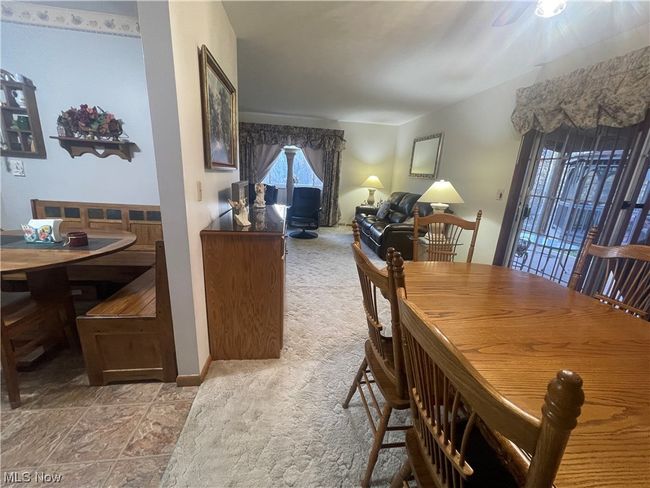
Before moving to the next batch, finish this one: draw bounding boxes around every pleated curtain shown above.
[239,123,346,226]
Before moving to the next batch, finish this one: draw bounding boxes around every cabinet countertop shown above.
[202,204,286,235]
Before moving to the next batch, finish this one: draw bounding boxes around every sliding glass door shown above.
[504,122,649,285]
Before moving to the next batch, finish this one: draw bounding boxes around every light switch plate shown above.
[9,159,25,177]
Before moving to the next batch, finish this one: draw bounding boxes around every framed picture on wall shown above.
[199,45,237,170]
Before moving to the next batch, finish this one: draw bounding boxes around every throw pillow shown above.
[376,201,391,219]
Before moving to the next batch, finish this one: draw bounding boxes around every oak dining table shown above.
[403,261,650,488]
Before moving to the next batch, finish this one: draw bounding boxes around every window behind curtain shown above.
[262,148,323,204]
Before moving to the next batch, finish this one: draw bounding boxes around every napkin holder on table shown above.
[22,219,64,243]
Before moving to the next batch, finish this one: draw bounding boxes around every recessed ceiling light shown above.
[535,0,567,18]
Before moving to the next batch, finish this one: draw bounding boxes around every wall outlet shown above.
[9,159,25,177]
[496,189,505,201]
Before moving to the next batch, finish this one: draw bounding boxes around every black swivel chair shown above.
[287,187,322,239]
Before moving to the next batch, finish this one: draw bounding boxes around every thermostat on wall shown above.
[8,159,25,177]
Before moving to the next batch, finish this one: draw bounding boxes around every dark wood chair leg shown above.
[49,304,69,346]
[390,459,412,488]
[362,403,393,488]
[1,340,21,408]
[61,303,80,351]
[343,357,367,408]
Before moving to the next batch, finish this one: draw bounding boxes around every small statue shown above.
[254,183,266,208]
[228,198,250,227]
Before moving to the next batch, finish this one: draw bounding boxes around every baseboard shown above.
[175,355,212,387]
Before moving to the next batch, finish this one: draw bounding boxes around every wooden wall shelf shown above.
[50,136,137,162]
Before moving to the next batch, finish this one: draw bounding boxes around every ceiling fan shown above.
[492,0,567,26]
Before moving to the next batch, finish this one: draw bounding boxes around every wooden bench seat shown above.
[77,241,176,385]
[86,268,156,318]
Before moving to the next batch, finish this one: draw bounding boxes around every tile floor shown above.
[1,350,197,487]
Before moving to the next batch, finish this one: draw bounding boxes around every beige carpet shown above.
[162,227,407,487]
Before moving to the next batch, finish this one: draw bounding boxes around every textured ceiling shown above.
[224,1,650,125]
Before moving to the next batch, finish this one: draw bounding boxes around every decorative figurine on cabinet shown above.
[254,183,266,208]
[228,198,251,227]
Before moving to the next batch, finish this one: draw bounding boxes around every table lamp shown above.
[361,175,384,206]
[418,179,463,213]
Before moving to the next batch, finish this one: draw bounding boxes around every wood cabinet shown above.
[201,205,286,359]
[1,70,46,159]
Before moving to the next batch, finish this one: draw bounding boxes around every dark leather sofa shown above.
[354,192,433,260]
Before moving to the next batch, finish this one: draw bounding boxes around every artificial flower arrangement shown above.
[57,104,124,140]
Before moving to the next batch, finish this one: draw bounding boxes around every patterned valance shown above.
[239,122,346,152]
[512,46,650,134]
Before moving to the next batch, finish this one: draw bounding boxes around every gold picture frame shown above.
[199,45,237,170]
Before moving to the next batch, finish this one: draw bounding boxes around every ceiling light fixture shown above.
[535,0,567,18]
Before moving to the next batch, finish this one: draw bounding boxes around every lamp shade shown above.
[418,180,464,204]
[361,175,384,189]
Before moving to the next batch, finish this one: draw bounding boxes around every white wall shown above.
[139,0,238,375]
[392,26,650,264]
[392,77,528,264]
[239,112,398,224]
[0,22,159,228]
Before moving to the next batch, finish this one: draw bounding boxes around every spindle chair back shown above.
[569,227,650,319]
[412,207,482,262]
[345,222,410,487]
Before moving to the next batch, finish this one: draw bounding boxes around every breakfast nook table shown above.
[1,229,137,407]
[1,229,137,274]
[1,227,137,322]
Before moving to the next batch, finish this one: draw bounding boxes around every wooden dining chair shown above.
[1,292,73,408]
[568,227,650,319]
[412,207,482,262]
[344,221,411,487]
[390,254,584,488]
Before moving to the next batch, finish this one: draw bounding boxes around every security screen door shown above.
[506,122,649,286]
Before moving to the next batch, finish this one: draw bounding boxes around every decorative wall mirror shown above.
[409,133,443,179]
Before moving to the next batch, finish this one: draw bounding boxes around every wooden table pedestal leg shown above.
[26,267,78,350]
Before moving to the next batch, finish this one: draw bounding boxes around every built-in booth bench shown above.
[77,241,177,384]
[2,199,176,384]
